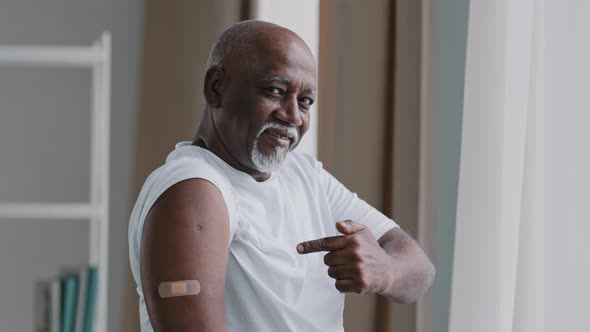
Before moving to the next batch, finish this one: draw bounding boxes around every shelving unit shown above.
[0,32,111,332]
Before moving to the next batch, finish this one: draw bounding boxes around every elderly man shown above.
[129,20,434,332]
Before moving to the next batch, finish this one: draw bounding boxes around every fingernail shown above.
[297,244,304,253]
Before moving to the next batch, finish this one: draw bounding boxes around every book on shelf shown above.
[35,265,98,332]
[61,273,78,332]
[82,266,98,332]
[50,278,60,332]
[74,267,88,332]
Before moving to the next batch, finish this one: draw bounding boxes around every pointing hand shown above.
[297,220,394,295]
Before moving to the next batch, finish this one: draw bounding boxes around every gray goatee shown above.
[251,123,298,173]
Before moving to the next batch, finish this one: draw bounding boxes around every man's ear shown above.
[203,66,224,108]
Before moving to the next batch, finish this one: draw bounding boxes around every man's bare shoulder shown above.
[150,178,226,217]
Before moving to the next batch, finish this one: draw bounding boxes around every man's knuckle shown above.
[351,251,362,261]
[334,274,339,280]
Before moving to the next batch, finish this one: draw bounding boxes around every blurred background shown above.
[0,0,585,331]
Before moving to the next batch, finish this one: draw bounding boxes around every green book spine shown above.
[75,266,88,332]
[60,275,79,332]
[83,267,98,332]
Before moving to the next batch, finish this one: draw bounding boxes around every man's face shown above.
[213,33,317,174]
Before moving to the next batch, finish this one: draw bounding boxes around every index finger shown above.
[297,235,348,254]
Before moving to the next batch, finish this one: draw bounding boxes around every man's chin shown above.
[251,148,288,173]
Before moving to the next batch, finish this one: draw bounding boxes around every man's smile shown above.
[262,130,292,147]
[265,127,294,140]
[256,123,299,148]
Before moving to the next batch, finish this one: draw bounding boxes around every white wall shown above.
[545,0,590,330]
[0,1,142,331]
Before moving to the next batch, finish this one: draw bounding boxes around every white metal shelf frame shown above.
[0,32,111,332]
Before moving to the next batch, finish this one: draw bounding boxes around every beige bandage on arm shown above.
[158,280,201,298]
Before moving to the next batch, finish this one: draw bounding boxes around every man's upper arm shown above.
[140,178,230,332]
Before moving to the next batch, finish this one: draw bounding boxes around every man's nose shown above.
[276,95,303,126]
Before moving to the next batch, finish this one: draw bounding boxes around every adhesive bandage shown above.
[158,280,201,298]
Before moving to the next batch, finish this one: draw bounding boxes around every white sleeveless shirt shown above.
[128,141,397,332]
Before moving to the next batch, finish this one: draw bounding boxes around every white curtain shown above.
[448,0,544,331]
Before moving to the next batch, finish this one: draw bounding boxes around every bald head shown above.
[206,20,314,71]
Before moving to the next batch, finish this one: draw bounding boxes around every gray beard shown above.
[250,123,299,173]
[250,138,288,173]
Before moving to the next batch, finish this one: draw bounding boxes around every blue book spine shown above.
[83,266,98,332]
[60,275,79,332]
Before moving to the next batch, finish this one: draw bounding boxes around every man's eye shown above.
[266,87,284,95]
[300,97,314,106]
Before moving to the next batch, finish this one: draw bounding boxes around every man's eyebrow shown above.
[261,74,317,94]
[262,74,291,85]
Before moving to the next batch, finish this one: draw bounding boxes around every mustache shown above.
[257,122,299,144]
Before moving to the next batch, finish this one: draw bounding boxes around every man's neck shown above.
[192,110,272,182]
